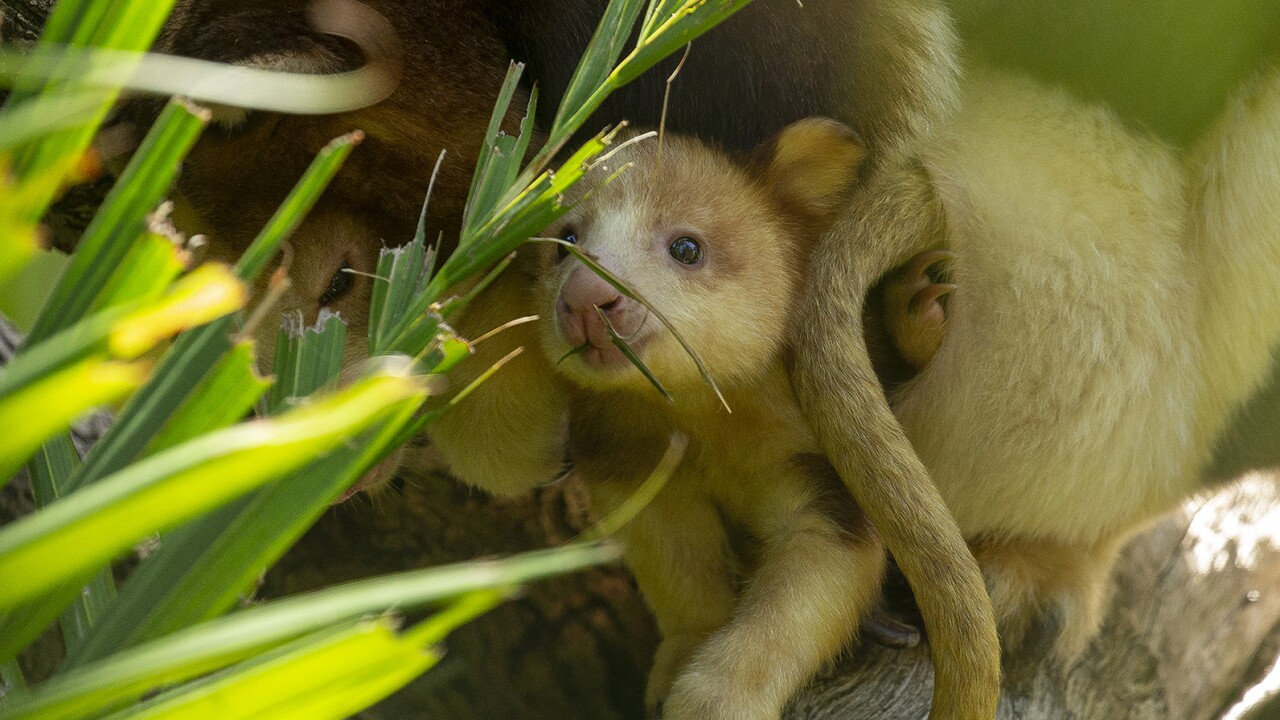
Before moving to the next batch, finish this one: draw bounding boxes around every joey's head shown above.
[539,119,865,398]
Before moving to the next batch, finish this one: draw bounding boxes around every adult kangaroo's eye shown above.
[668,236,704,266]
[557,226,578,262]
[320,263,354,306]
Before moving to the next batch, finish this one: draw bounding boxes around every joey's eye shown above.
[668,236,703,266]
[557,226,578,262]
[320,263,354,306]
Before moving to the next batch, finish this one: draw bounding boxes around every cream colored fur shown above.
[878,64,1280,653]
[535,128,896,720]
[896,68,1200,546]
[1189,65,1280,472]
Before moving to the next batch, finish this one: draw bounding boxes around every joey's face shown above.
[537,135,801,398]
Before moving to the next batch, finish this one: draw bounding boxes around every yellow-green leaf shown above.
[108,264,246,358]
[0,360,144,485]
[0,369,428,610]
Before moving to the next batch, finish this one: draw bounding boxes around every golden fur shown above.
[533,124,892,720]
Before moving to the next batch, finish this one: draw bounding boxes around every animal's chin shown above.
[563,334,655,382]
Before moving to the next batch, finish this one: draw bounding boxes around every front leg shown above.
[663,472,887,720]
[425,253,571,495]
[590,479,737,716]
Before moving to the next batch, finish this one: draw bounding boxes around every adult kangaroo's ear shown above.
[760,118,867,225]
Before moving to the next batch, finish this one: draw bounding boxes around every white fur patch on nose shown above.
[590,206,647,266]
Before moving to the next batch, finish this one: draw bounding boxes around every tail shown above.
[1190,64,1280,480]
[793,170,1001,720]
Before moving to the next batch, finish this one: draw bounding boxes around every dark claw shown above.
[862,609,922,649]
[904,248,956,280]
[653,700,664,719]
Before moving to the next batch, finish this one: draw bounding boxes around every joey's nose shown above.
[557,266,638,346]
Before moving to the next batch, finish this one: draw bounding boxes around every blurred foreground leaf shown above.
[1,544,618,720]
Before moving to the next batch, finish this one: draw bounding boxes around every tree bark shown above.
[791,476,1280,720]
[255,456,1280,720]
[262,467,657,720]
[0,0,51,43]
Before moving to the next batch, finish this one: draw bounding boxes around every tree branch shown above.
[0,0,51,44]
[789,475,1280,720]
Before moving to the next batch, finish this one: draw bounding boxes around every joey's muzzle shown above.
[556,266,646,365]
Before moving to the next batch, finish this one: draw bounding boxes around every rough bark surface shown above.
[0,0,51,43]
[791,476,1280,720]
[255,461,1280,720]
[263,471,657,720]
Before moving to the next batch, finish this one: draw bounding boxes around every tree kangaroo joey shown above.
[526,120,974,720]
[793,63,1280,662]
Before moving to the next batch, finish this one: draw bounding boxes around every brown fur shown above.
[148,0,522,257]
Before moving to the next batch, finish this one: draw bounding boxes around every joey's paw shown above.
[662,671,777,720]
[882,249,955,370]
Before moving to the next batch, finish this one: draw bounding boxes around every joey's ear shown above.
[760,118,866,221]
